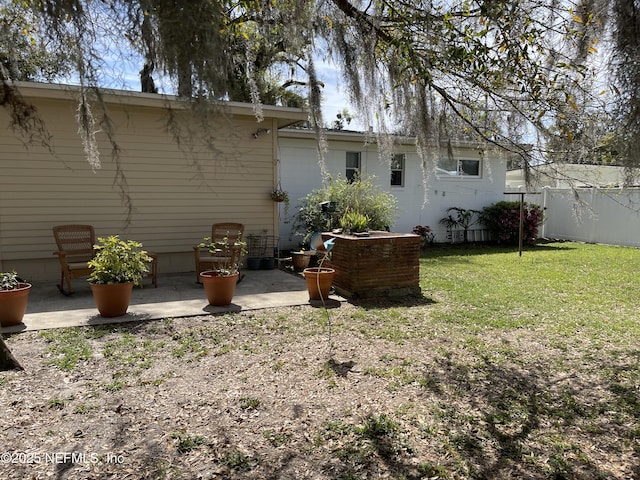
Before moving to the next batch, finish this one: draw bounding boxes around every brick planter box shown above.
[322,231,421,298]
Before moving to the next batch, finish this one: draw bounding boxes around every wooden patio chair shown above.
[194,222,245,283]
[52,224,96,295]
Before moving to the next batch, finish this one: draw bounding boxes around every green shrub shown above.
[87,236,151,285]
[294,174,398,245]
[339,210,370,233]
[480,201,544,245]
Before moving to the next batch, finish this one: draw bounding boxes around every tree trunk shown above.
[0,335,23,371]
[177,59,193,98]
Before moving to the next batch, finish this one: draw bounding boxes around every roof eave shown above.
[12,81,308,127]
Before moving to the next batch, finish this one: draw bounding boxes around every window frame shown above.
[390,153,405,187]
[435,156,482,178]
[346,151,361,182]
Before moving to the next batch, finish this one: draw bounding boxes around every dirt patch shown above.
[1,302,638,479]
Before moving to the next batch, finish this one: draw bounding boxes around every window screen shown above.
[346,152,361,181]
[390,154,405,186]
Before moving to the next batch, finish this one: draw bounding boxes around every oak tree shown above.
[1,0,638,186]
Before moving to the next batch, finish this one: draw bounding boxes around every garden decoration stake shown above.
[310,233,336,359]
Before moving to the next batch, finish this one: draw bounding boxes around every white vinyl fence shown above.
[527,187,640,248]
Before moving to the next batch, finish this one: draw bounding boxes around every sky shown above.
[52,3,363,132]
[313,58,361,129]
[107,51,360,132]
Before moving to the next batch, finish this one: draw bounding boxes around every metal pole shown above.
[518,193,524,257]
[504,191,542,256]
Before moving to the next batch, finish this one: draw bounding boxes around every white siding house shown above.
[277,128,508,248]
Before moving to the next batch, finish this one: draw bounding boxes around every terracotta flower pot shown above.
[89,282,134,317]
[291,252,311,270]
[0,283,31,326]
[200,271,239,306]
[303,267,335,300]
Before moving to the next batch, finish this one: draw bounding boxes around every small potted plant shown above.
[339,210,370,236]
[412,225,435,249]
[0,271,32,326]
[270,186,290,216]
[270,187,289,203]
[87,236,152,317]
[198,236,248,306]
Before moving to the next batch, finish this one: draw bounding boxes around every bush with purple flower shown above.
[480,201,544,245]
[413,225,435,248]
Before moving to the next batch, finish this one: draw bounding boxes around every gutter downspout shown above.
[0,196,4,272]
[272,117,280,240]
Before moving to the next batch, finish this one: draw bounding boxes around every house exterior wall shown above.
[506,164,628,189]
[278,130,507,248]
[0,83,306,281]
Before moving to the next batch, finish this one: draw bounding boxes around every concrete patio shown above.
[1,268,345,334]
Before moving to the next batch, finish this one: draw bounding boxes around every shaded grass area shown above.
[1,242,639,479]
[348,242,640,478]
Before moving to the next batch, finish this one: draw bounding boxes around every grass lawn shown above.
[1,241,638,479]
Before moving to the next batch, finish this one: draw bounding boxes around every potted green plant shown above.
[198,235,248,306]
[87,236,152,317]
[0,271,32,326]
[412,225,435,249]
[270,187,290,216]
[270,187,288,203]
[339,209,370,235]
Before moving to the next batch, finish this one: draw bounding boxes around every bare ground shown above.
[1,301,638,479]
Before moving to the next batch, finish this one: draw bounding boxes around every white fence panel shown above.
[534,188,640,247]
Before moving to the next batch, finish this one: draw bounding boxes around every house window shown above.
[436,157,481,177]
[346,152,361,181]
[390,154,405,186]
